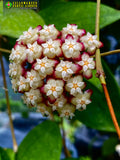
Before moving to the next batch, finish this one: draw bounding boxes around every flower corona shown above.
[9,24,103,119]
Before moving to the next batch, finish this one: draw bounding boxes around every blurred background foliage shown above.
[0,0,120,160]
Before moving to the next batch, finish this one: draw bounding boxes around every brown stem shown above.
[92,49,120,58]
[0,53,18,152]
[0,48,11,54]
[95,0,120,138]
[61,118,71,158]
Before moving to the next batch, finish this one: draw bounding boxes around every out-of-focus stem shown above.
[0,48,11,54]
[95,0,120,139]
[0,53,18,152]
[61,118,71,158]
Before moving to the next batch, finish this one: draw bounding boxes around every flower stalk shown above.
[95,0,120,139]
[61,118,71,158]
[0,51,18,152]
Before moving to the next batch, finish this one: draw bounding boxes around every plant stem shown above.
[95,0,120,139]
[0,48,11,54]
[92,49,120,58]
[0,53,18,152]
[61,118,71,158]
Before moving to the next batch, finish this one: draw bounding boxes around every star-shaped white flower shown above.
[17,76,29,92]
[58,103,75,119]
[9,45,26,63]
[9,62,22,78]
[61,24,86,40]
[78,53,95,72]
[45,79,64,99]
[26,70,43,89]
[34,57,55,77]
[49,95,67,111]
[36,103,52,118]
[17,27,38,44]
[42,39,61,58]
[39,25,59,41]
[71,91,92,110]
[80,32,102,54]
[22,89,42,106]
[62,38,83,59]
[77,53,95,79]
[66,75,85,95]
[55,60,74,80]
[26,41,42,63]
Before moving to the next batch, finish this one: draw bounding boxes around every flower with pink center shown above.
[62,38,83,59]
[22,89,42,106]
[80,32,102,54]
[61,24,86,40]
[71,90,92,110]
[34,57,55,78]
[58,103,75,119]
[36,103,53,118]
[9,45,26,63]
[17,27,39,44]
[26,70,43,89]
[39,25,59,41]
[44,79,64,99]
[42,39,61,58]
[26,41,42,63]
[55,60,77,80]
[77,53,95,79]
[66,75,85,96]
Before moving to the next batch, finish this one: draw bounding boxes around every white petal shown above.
[67,69,73,74]
[35,65,40,70]
[56,87,62,91]
[41,67,45,73]
[67,83,73,88]
[83,65,88,71]
[76,104,81,109]
[71,88,75,95]
[53,91,58,98]
[62,71,67,78]
[76,87,82,93]
[88,64,94,69]
[78,61,84,66]
[56,67,62,72]
[69,48,74,53]
[86,100,91,104]
[47,90,52,96]
[78,82,84,87]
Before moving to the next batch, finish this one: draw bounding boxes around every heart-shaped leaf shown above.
[0,2,45,38]
[17,120,62,160]
[40,2,120,32]
[0,148,15,160]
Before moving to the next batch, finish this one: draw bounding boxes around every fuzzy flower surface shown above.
[9,24,103,119]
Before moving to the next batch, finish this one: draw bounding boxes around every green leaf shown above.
[75,60,120,132]
[0,2,45,38]
[17,120,62,160]
[39,0,65,10]
[63,157,91,160]
[40,2,120,32]
[102,137,118,156]
[0,148,15,160]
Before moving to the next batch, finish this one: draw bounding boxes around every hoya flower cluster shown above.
[9,24,103,119]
